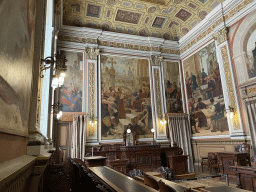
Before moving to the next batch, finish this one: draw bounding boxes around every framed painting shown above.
[100,55,153,140]
[183,41,229,137]
[59,50,84,112]
[163,61,183,113]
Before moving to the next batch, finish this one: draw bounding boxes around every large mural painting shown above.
[59,51,83,112]
[183,42,229,136]
[163,61,183,113]
[100,55,152,140]
[0,0,36,136]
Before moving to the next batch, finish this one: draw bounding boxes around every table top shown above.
[204,186,249,192]
[83,156,107,160]
[89,166,157,192]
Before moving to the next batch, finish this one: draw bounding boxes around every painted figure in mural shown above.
[195,98,208,128]
[59,86,82,112]
[101,95,121,137]
[207,98,224,132]
[189,98,200,134]
[190,72,198,96]
[172,93,183,113]
[213,66,223,99]
[185,76,192,98]
[116,87,126,119]
[201,68,208,85]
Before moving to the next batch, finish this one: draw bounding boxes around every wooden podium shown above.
[167,155,188,175]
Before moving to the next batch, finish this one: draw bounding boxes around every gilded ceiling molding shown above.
[86,48,99,60]
[220,45,240,130]
[180,0,253,54]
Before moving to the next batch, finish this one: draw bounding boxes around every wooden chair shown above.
[201,156,209,172]
[235,143,251,166]
[143,173,159,190]
[208,152,218,173]
[158,179,176,192]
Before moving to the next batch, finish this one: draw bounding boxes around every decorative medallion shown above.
[163,32,171,40]
[173,0,184,4]
[152,17,166,28]
[169,21,179,28]
[182,27,189,35]
[102,22,111,31]
[199,10,208,20]
[115,9,141,24]
[175,9,192,21]
[71,16,83,27]
[148,6,158,13]
[107,0,117,5]
[70,3,81,12]
[198,0,207,3]
[139,28,148,36]
[86,4,101,18]
[145,17,150,24]
[161,7,174,14]
[106,10,111,17]
[188,3,197,9]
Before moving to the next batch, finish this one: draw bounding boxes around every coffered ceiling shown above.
[62,0,224,41]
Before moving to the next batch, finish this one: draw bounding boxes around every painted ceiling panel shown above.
[63,0,224,40]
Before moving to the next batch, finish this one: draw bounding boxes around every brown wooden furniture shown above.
[231,165,256,191]
[201,156,209,172]
[208,152,218,173]
[216,152,249,183]
[143,173,159,190]
[89,166,158,192]
[167,155,188,175]
[83,156,107,167]
[106,159,128,173]
[120,144,161,171]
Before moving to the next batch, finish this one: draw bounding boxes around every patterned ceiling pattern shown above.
[63,0,224,40]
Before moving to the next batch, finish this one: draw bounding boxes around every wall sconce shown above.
[41,54,68,89]
[51,101,63,119]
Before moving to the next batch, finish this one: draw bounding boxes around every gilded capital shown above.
[150,55,163,66]
[213,27,228,45]
[86,48,99,60]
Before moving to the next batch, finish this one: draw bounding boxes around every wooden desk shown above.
[216,152,248,183]
[231,165,256,191]
[106,159,128,173]
[120,144,161,171]
[167,155,188,175]
[83,156,107,167]
[89,166,157,192]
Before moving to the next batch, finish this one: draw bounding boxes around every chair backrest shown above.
[208,152,217,165]
[143,173,159,190]
[107,151,116,161]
